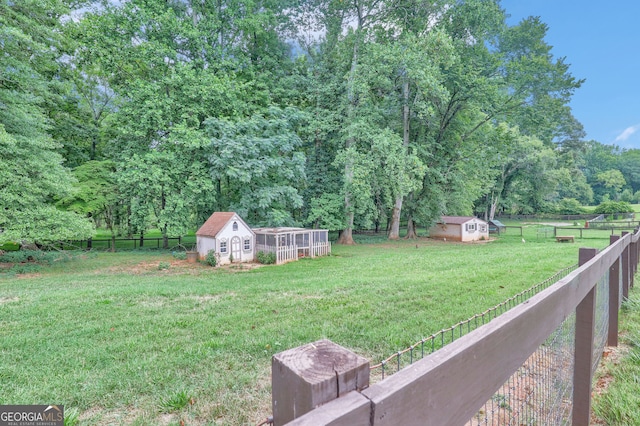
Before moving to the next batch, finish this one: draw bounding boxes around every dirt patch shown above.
[79,406,148,425]
[593,345,628,396]
[221,262,265,272]
[0,263,42,279]
[0,297,19,304]
[79,406,184,426]
[104,259,264,275]
[192,294,223,303]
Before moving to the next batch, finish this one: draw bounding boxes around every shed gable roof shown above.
[196,212,252,238]
[438,216,484,225]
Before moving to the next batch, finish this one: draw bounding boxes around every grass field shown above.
[0,226,624,425]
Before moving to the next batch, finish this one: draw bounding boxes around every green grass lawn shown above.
[592,288,640,425]
[0,232,616,425]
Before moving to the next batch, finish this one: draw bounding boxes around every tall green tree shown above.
[596,169,626,201]
[57,160,120,236]
[477,124,556,219]
[118,127,216,248]
[400,0,507,235]
[70,0,300,236]
[206,107,307,226]
[0,0,93,244]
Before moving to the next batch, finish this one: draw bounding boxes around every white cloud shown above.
[614,124,640,142]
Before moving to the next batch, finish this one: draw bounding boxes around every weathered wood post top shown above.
[272,339,370,426]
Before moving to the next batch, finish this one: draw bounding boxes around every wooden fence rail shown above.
[272,229,640,426]
[63,236,186,250]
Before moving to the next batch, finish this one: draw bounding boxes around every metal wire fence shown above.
[593,272,610,373]
[467,270,611,425]
[366,265,618,425]
[370,264,578,382]
[270,233,638,426]
[467,309,577,425]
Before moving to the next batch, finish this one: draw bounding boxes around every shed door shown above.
[231,236,241,262]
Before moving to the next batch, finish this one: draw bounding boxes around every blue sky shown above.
[501,0,640,149]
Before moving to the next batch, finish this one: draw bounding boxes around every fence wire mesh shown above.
[467,310,576,425]
[370,265,578,382]
[467,269,613,425]
[593,272,610,373]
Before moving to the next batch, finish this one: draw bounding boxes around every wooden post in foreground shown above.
[608,235,621,346]
[572,247,598,426]
[272,339,370,426]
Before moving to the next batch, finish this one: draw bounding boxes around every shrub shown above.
[171,251,187,260]
[256,251,276,265]
[158,261,170,270]
[0,250,76,276]
[0,242,20,251]
[593,201,634,216]
[0,250,67,265]
[205,250,217,267]
[620,188,634,203]
[554,198,585,215]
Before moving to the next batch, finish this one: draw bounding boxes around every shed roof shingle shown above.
[196,212,237,237]
[438,216,478,225]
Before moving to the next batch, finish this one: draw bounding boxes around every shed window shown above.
[243,237,251,251]
[220,239,228,253]
[479,224,487,233]
[232,221,238,231]
[466,223,477,232]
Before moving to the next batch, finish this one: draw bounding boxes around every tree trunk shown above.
[489,196,499,221]
[405,215,418,239]
[388,80,410,240]
[336,212,356,245]
[388,198,402,239]
[337,23,361,246]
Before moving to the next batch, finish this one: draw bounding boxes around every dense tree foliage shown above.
[0,0,93,244]
[2,0,639,245]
